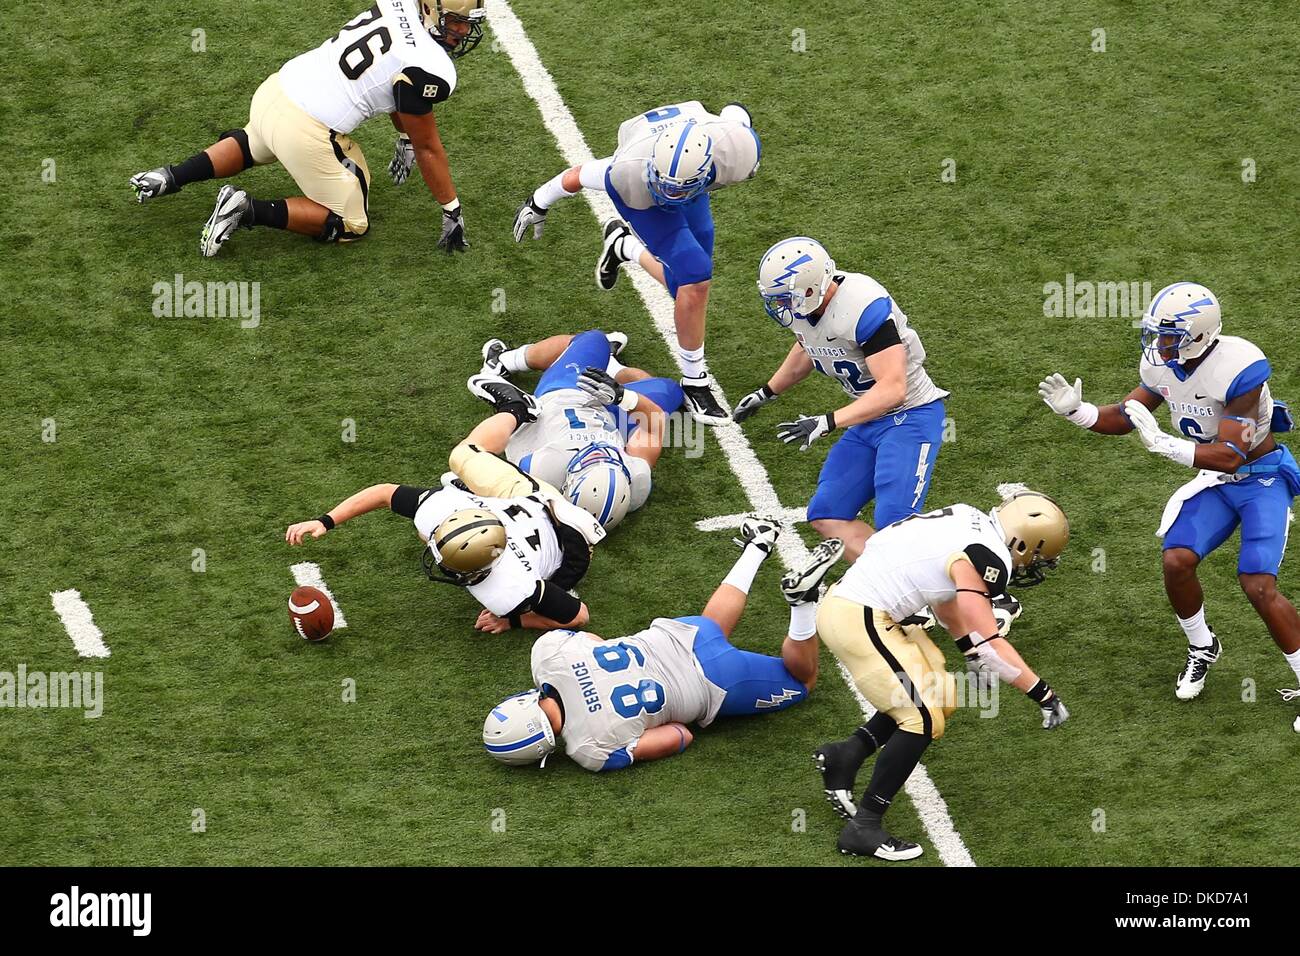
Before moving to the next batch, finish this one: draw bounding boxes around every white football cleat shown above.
[480,338,509,377]
[733,514,782,555]
[606,331,628,358]
[1175,635,1221,700]
[782,538,844,606]
[199,185,250,257]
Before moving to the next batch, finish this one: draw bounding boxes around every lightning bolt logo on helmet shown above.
[1141,281,1222,367]
[756,237,836,327]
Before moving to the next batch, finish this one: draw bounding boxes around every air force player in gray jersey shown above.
[511,101,763,426]
[735,237,949,561]
[483,519,845,771]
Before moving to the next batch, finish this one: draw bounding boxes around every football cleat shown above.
[1175,635,1221,700]
[467,373,540,423]
[596,219,631,291]
[898,606,937,630]
[480,338,508,377]
[733,514,782,555]
[991,592,1022,637]
[813,743,860,821]
[606,331,628,358]
[782,538,845,606]
[837,820,924,862]
[681,373,729,426]
[130,166,177,203]
[199,185,250,258]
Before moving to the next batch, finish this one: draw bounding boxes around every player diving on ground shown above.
[1040,282,1300,720]
[813,493,1070,861]
[284,440,606,634]
[466,329,685,529]
[482,518,844,771]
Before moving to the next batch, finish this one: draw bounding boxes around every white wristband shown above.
[617,389,639,412]
[441,197,460,214]
[1066,402,1098,429]
[1157,435,1197,467]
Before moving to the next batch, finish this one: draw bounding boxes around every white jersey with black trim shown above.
[411,486,560,616]
[833,504,1012,622]
[529,618,723,772]
[1139,335,1274,450]
[605,101,760,211]
[793,272,948,410]
[505,389,652,513]
[279,0,456,134]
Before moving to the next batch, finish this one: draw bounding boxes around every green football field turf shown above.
[2,0,1296,866]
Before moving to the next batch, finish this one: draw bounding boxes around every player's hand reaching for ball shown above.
[475,609,512,634]
[285,520,328,545]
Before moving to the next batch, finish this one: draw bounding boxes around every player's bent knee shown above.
[1239,573,1277,605]
[1162,547,1200,578]
[317,211,369,243]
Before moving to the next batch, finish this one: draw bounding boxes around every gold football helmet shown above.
[423,508,506,585]
[992,491,1069,586]
[421,0,486,58]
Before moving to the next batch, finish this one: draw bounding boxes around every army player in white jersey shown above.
[285,440,605,634]
[482,519,845,771]
[130,0,481,256]
[464,330,685,528]
[1040,282,1300,713]
[736,237,949,561]
[511,101,762,425]
[813,493,1071,860]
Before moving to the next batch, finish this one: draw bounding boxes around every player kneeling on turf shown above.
[483,518,844,771]
[467,330,684,528]
[813,493,1070,861]
[285,442,605,634]
[131,0,481,256]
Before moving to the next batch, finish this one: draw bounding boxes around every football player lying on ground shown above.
[482,518,844,771]
[511,100,761,425]
[466,329,685,528]
[813,492,1070,861]
[285,441,605,634]
[131,0,482,257]
[1040,282,1300,719]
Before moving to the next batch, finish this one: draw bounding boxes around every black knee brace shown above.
[218,128,255,171]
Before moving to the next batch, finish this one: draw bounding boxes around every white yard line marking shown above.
[289,562,348,629]
[695,507,809,534]
[49,589,111,658]
[488,0,975,867]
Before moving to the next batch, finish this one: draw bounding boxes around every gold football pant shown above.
[816,589,957,739]
[243,72,371,237]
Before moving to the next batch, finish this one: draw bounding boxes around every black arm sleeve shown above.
[393,67,452,115]
[859,318,902,357]
[507,581,581,625]
[962,543,1009,597]
[390,485,432,520]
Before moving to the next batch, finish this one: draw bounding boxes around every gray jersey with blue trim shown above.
[505,388,652,513]
[1139,335,1273,449]
[530,618,720,772]
[792,272,948,410]
[605,101,761,211]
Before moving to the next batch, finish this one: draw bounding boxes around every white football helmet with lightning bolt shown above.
[757,237,836,327]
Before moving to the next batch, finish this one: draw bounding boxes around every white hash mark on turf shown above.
[695,507,810,533]
[49,589,111,658]
[488,0,976,868]
[289,562,348,629]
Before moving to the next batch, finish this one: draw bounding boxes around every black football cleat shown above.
[783,538,844,606]
[681,373,729,426]
[596,219,631,291]
[813,742,860,821]
[837,819,924,862]
[467,373,539,423]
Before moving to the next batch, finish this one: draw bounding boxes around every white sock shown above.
[617,232,646,263]
[679,345,706,380]
[789,602,817,641]
[722,544,767,594]
[501,345,532,374]
[1284,648,1300,687]
[605,355,628,377]
[1177,606,1215,649]
[532,172,575,210]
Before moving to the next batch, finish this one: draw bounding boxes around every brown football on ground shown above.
[288,586,334,642]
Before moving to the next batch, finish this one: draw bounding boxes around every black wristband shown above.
[824,412,837,431]
[760,385,776,400]
[508,613,523,629]
[317,514,336,531]
[1026,679,1053,704]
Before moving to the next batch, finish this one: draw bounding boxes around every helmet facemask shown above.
[991,492,1069,589]
[423,0,485,58]
[422,509,506,586]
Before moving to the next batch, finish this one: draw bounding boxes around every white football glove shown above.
[1124,399,1195,466]
[732,385,777,423]
[512,197,547,241]
[388,135,416,186]
[1038,373,1083,417]
[1040,693,1070,730]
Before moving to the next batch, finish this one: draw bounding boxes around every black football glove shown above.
[776,413,835,451]
[437,205,469,254]
[577,366,624,406]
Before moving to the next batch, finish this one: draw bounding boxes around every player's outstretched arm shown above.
[284,483,401,544]
[398,109,467,253]
[625,723,693,764]
[512,161,612,241]
[1039,374,1160,435]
